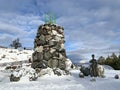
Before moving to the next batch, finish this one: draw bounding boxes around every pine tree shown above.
[98,56,105,65]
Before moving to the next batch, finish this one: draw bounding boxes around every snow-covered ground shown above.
[0,69,120,90]
[0,48,120,90]
[0,48,33,64]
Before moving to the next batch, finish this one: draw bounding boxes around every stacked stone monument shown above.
[31,24,67,70]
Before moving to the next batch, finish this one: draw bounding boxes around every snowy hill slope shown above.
[0,48,33,65]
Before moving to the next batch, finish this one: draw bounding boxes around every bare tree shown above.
[10,38,22,49]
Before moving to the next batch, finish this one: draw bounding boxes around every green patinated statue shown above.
[44,13,56,24]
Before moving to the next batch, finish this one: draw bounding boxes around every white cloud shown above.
[0,0,120,61]
[0,34,14,47]
[0,22,27,35]
[0,12,44,47]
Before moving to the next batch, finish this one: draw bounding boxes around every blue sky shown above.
[0,0,120,61]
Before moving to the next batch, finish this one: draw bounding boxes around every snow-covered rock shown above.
[80,64,104,77]
[79,72,84,78]
[97,65,104,77]
[36,67,70,77]
[36,68,54,77]
[10,66,38,82]
[53,68,70,76]
[65,58,72,70]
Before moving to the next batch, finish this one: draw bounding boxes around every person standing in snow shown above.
[89,54,98,77]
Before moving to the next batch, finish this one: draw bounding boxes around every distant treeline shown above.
[98,53,120,70]
[0,46,7,48]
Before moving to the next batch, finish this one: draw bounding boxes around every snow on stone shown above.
[65,58,72,70]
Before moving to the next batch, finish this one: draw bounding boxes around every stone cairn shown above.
[31,24,67,70]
